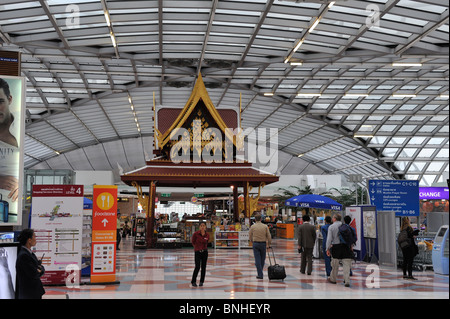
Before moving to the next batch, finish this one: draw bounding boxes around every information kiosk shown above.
[432,225,449,275]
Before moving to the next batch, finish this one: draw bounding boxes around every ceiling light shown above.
[297,154,304,157]
[110,33,117,47]
[354,134,374,138]
[439,94,449,98]
[290,62,303,66]
[104,12,111,27]
[293,39,304,52]
[309,19,320,33]
[328,1,335,8]
[391,63,422,67]
[264,92,274,96]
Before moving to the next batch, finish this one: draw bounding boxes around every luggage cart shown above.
[414,236,433,271]
[396,235,434,271]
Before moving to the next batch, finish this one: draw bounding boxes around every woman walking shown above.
[399,217,419,280]
[191,222,209,287]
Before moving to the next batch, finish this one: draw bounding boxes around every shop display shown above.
[81,205,92,276]
[214,224,251,249]
[179,217,212,246]
[134,216,147,248]
[157,223,182,248]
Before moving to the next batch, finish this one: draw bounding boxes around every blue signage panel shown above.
[368,180,420,216]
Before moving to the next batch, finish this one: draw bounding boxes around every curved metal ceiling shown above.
[0,0,448,186]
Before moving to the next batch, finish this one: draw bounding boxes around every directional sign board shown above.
[91,185,117,283]
[368,180,420,216]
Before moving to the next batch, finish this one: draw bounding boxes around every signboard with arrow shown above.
[91,185,118,283]
[368,180,419,216]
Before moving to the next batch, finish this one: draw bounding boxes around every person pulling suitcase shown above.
[249,214,272,279]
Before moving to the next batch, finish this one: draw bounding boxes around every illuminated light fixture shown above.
[392,94,416,98]
[328,1,335,8]
[309,18,320,33]
[297,154,304,157]
[104,12,111,27]
[55,151,61,155]
[297,93,321,97]
[290,62,303,66]
[391,63,422,67]
[439,94,449,98]
[264,92,274,96]
[110,32,117,47]
[284,57,290,64]
[293,39,304,52]
[354,134,374,138]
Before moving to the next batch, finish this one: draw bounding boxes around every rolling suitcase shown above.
[267,247,286,281]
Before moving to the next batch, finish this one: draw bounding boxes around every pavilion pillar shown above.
[232,183,239,222]
[243,181,249,219]
[146,181,157,248]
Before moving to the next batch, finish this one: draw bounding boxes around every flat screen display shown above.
[0,243,18,299]
[437,227,448,238]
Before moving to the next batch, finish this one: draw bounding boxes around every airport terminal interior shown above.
[0,0,448,300]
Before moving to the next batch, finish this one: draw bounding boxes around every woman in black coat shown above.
[400,217,419,280]
[15,229,45,299]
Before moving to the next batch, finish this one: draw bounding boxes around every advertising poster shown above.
[0,243,18,299]
[91,185,117,283]
[345,206,361,251]
[31,185,84,285]
[0,75,25,226]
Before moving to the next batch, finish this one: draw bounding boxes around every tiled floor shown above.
[44,237,448,299]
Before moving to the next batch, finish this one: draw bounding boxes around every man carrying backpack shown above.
[326,214,356,287]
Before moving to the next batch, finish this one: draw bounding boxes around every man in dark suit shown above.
[297,215,317,275]
[16,229,45,299]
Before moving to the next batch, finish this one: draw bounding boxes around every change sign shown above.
[368,180,420,216]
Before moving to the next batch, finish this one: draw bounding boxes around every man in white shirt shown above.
[326,213,353,287]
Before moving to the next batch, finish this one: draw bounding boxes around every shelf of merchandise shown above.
[157,223,182,248]
[179,218,212,246]
[134,217,147,248]
[214,230,251,249]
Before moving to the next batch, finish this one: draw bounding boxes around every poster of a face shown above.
[0,76,25,225]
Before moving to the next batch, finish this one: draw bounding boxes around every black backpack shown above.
[339,223,357,246]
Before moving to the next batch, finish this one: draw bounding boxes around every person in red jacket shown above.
[191,222,209,287]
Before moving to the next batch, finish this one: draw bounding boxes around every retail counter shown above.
[276,223,294,239]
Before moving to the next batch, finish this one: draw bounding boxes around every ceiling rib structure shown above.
[0,0,448,186]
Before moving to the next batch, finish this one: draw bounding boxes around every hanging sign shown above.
[368,180,419,216]
[91,185,117,283]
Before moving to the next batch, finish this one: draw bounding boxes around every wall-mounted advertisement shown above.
[0,75,25,226]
